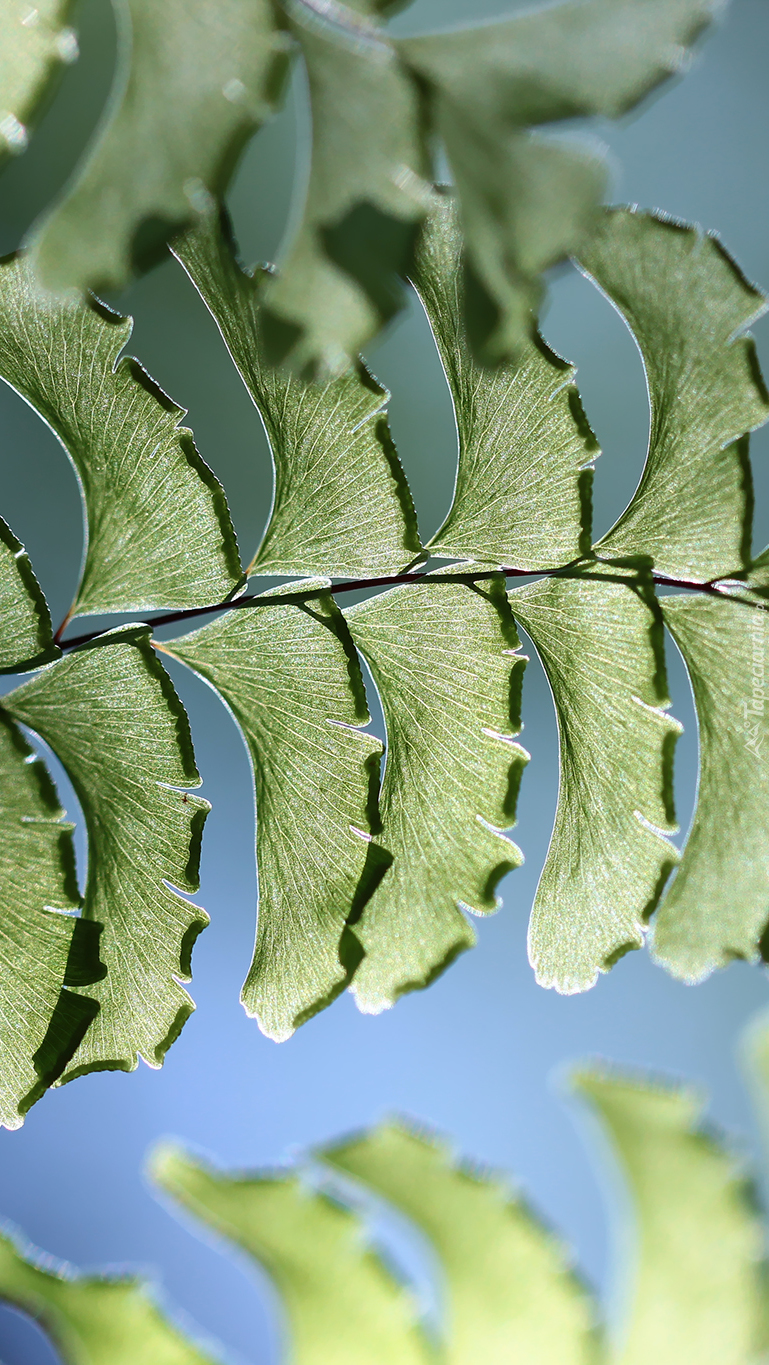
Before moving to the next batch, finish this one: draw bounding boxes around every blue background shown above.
[1,1,769,1359]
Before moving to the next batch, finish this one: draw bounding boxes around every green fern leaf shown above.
[413,193,597,569]
[0,514,58,672]
[580,209,769,581]
[510,573,680,994]
[174,211,422,577]
[401,0,716,363]
[261,1,429,375]
[0,710,102,1129]
[151,1142,432,1365]
[3,626,210,1079]
[18,0,716,368]
[3,1033,769,1359]
[0,1226,216,1365]
[0,0,77,168]
[345,574,528,1015]
[325,1119,599,1365]
[652,595,769,980]
[164,586,385,1042]
[0,253,243,617]
[29,0,291,296]
[575,1069,765,1365]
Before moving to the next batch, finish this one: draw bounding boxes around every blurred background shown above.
[1,0,769,1359]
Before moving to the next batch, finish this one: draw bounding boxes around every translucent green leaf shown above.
[401,0,716,363]
[164,586,385,1042]
[0,252,243,617]
[261,2,430,375]
[174,211,422,578]
[30,0,292,296]
[652,595,769,981]
[0,1226,216,1365]
[18,0,715,366]
[580,209,769,581]
[151,1142,432,1365]
[412,193,597,569]
[325,1119,599,1365]
[3,626,210,1079]
[0,0,77,168]
[345,574,528,1015]
[0,514,58,673]
[575,1069,765,1365]
[0,709,102,1129]
[511,573,680,994]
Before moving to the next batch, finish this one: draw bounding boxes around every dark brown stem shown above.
[53,607,74,645]
[55,564,767,654]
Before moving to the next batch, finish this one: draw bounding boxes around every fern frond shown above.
[0,253,243,617]
[4,628,210,1079]
[346,573,528,1013]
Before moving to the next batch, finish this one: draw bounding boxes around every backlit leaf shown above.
[174,211,422,578]
[580,208,769,581]
[0,514,58,672]
[30,0,292,296]
[511,573,680,994]
[345,574,528,1015]
[0,0,78,168]
[401,0,716,362]
[151,1142,431,1365]
[652,594,769,980]
[260,0,430,374]
[0,1225,216,1365]
[0,252,243,617]
[4,1039,769,1360]
[0,709,101,1129]
[413,193,597,569]
[15,0,718,364]
[164,586,385,1042]
[325,1119,599,1365]
[575,1069,765,1365]
[4,626,210,1079]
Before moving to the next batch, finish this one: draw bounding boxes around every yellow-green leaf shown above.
[0,709,101,1129]
[4,627,210,1079]
[413,192,597,569]
[0,1226,216,1365]
[261,1,430,374]
[30,0,292,296]
[151,1142,432,1365]
[325,1119,599,1365]
[0,252,243,617]
[174,211,422,578]
[164,586,385,1042]
[346,574,528,1014]
[581,209,769,581]
[652,595,769,980]
[0,514,58,673]
[575,1069,765,1365]
[0,0,78,168]
[401,0,716,362]
[511,573,680,994]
